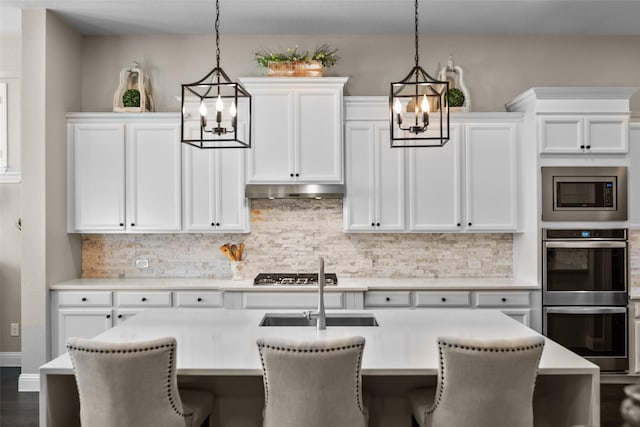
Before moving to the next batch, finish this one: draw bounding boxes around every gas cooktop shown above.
[253,273,338,286]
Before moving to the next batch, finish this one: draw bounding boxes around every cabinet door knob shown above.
[385,297,390,302]
[106,314,111,319]
[457,223,461,227]
[580,145,585,149]
[117,314,123,319]
[131,223,135,227]
[141,297,147,302]
[376,222,381,227]
[468,222,472,226]
[371,222,375,227]
[211,222,215,227]
[81,297,87,302]
[295,173,299,177]
[216,222,220,227]
[197,297,203,302]
[290,173,294,177]
[586,145,591,149]
[119,223,124,227]
[441,297,447,302]
[501,297,507,302]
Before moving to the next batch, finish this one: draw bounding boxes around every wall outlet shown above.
[135,259,149,269]
[10,323,19,337]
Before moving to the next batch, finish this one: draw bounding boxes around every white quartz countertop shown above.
[49,277,539,291]
[41,309,594,376]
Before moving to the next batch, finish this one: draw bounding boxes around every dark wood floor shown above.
[0,368,38,427]
[0,367,632,426]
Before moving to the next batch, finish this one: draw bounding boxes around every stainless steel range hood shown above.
[245,184,344,199]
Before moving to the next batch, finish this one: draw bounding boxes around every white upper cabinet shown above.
[344,97,520,233]
[183,123,249,232]
[68,113,182,233]
[408,125,462,231]
[344,121,405,231]
[464,123,519,231]
[240,78,348,184]
[538,114,628,154]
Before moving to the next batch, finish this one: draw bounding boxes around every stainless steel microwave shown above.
[541,166,627,221]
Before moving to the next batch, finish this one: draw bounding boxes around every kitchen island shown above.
[40,309,598,427]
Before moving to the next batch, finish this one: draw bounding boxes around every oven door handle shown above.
[545,307,627,315]
[545,241,627,249]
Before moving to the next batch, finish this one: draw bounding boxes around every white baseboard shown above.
[18,373,40,392]
[0,352,21,367]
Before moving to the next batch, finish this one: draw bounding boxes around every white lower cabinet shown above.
[55,308,114,357]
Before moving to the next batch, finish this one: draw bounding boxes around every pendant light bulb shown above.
[215,95,224,112]
[421,94,430,113]
[199,100,208,117]
[230,101,237,117]
[394,99,402,115]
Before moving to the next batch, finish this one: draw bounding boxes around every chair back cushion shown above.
[257,336,367,427]
[67,337,191,427]
[430,335,545,427]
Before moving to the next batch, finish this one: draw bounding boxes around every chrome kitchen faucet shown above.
[303,257,327,330]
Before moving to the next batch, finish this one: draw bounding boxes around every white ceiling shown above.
[1,0,640,36]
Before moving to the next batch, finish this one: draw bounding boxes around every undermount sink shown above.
[259,313,379,327]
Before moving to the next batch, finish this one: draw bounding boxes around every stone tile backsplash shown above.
[82,199,513,279]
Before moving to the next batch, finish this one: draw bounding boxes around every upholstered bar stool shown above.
[408,335,545,427]
[67,337,214,427]
[256,336,368,427]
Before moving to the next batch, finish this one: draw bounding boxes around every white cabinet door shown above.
[183,140,249,232]
[464,123,518,231]
[55,308,113,356]
[344,122,404,231]
[247,90,292,182]
[296,90,343,182]
[585,115,629,153]
[629,124,640,228]
[70,123,126,231]
[126,122,182,231]
[408,125,462,231]
[538,115,583,154]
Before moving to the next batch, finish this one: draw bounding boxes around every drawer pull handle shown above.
[441,297,447,302]
[106,314,111,319]
[385,297,391,302]
[81,297,87,302]
[501,297,507,302]
[197,297,203,302]
[141,297,147,302]
[117,314,123,319]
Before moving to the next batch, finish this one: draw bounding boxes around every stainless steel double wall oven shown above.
[542,228,629,372]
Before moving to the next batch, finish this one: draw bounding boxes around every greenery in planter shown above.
[122,89,141,108]
[448,88,465,107]
[255,44,339,68]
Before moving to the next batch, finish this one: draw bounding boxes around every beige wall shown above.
[81,34,640,113]
[20,10,81,380]
[0,35,22,353]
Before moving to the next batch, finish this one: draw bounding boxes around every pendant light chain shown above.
[215,0,221,85]
[414,0,419,69]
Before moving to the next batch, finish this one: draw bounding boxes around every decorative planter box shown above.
[267,61,323,77]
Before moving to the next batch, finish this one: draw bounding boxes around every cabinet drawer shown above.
[364,291,411,307]
[475,292,530,307]
[57,291,112,307]
[242,292,345,309]
[415,291,470,307]
[174,291,223,308]
[116,291,172,307]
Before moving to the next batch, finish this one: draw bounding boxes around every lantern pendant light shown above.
[181,0,251,149]
[390,0,449,148]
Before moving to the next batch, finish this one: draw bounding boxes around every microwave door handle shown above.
[545,307,627,315]
[545,241,627,249]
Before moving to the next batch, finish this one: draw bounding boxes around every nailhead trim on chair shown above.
[257,342,367,415]
[422,338,545,424]
[67,341,195,421]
